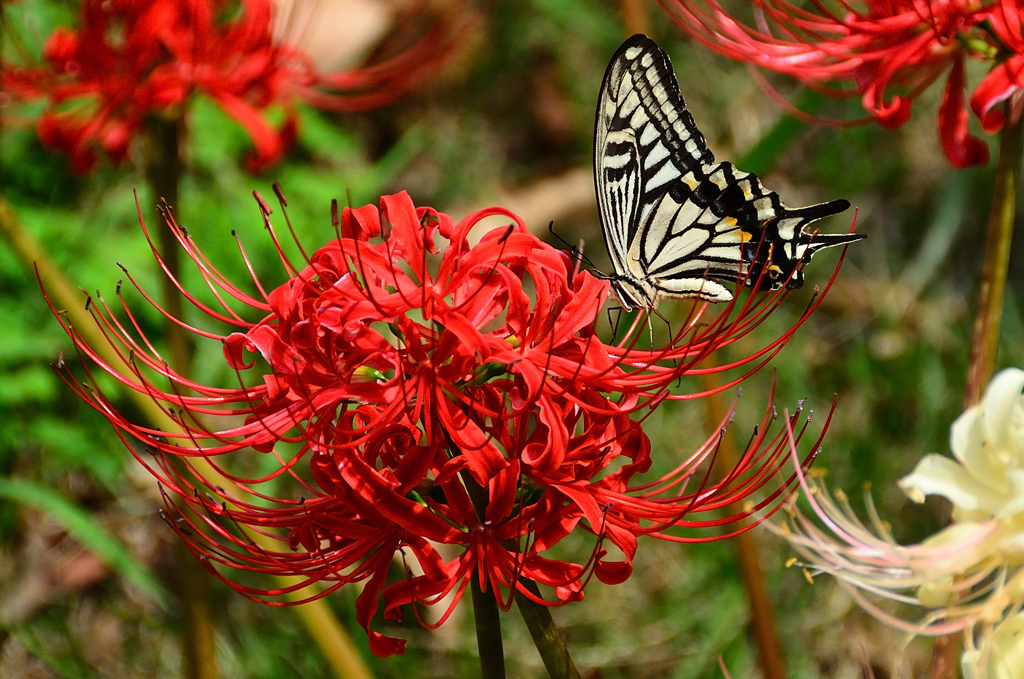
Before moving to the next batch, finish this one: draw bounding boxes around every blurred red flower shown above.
[971,0,1024,134]
[660,0,1024,168]
[3,0,469,172]
[52,191,837,655]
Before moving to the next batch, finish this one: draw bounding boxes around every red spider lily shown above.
[2,0,470,172]
[659,0,1024,168]
[50,190,840,656]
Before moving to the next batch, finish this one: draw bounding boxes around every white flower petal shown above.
[987,611,1024,679]
[952,400,981,465]
[996,468,1024,519]
[982,369,1024,457]
[900,454,1006,513]
[955,412,1012,496]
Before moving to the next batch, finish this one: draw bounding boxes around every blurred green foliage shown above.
[2,0,1024,677]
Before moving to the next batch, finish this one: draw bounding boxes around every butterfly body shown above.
[595,35,861,309]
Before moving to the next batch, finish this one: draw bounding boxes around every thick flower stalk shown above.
[772,368,1024,679]
[660,0,1024,168]
[2,0,469,172]
[51,191,841,656]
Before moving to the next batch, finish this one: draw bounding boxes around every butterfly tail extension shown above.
[760,198,862,291]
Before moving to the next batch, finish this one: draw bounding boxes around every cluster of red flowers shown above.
[660,0,1024,167]
[3,0,466,172]
[53,191,836,656]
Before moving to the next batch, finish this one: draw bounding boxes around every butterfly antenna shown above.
[547,221,598,270]
[607,306,623,343]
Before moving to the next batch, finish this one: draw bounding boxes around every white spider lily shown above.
[772,368,1024,679]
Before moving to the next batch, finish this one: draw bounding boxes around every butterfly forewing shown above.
[594,34,861,309]
[595,36,714,259]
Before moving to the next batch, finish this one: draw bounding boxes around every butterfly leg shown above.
[649,308,674,351]
[607,306,624,343]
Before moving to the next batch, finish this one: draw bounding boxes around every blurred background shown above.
[2,0,1023,677]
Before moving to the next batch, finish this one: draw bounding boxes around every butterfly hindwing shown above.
[594,34,861,309]
[595,125,640,281]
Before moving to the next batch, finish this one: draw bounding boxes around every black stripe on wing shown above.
[609,35,714,173]
[747,199,858,291]
[637,161,858,292]
[596,34,715,244]
[598,132,642,276]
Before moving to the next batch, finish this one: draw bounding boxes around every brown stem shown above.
[929,635,962,679]
[964,97,1024,408]
[513,581,580,679]
[617,0,650,36]
[175,537,218,679]
[930,98,1024,679]
[699,372,786,679]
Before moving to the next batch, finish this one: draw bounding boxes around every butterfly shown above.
[594,34,863,310]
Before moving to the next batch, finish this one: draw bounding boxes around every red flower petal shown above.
[8,0,472,173]
[940,54,990,167]
[435,395,510,485]
[971,54,1024,134]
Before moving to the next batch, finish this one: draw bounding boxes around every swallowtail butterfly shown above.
[594,34,862,309]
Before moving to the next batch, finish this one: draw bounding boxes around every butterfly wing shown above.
[594,34,715,304]
[594,34,860,308]
[639,162,855,300]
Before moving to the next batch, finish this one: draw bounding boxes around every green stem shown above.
[471,575,507,679]
[513,581,580,679]
[457,445,577,678]
[144,114,190,371]
[143,113,219,679]
[460,472,508,678]
[964,97,1024,408]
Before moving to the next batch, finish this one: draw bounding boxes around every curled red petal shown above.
[212,92,286,173]
[223,332,257,369]
[971,55,1024,134]
[355,548,407,657]
[940,54,990,168]
[43,28,80,64]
